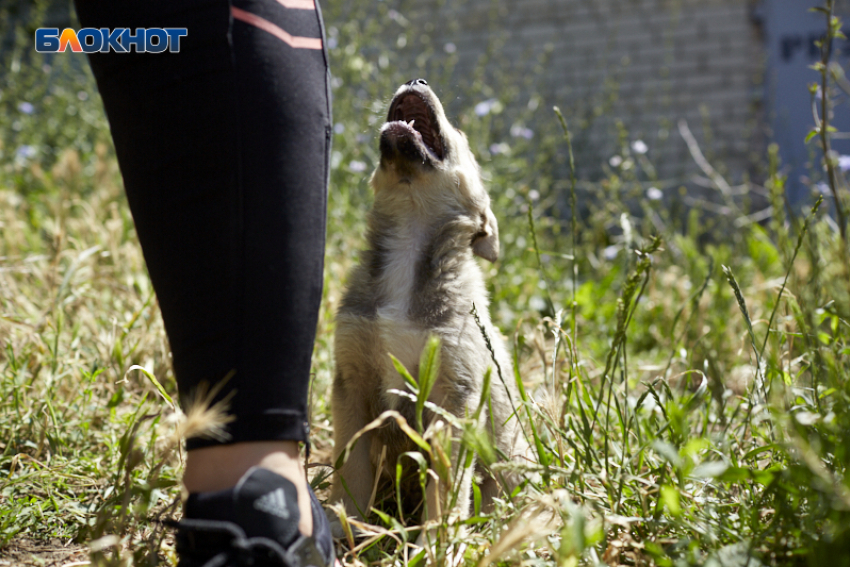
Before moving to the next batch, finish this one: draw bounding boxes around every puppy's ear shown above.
[472,207,500,262]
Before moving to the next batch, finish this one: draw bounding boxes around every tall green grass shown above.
[1,1,850,565]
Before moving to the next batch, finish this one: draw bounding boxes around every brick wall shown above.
[390,0,764,185]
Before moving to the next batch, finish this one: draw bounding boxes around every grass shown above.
[2,1,850,565]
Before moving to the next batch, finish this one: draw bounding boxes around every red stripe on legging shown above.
[276,0,315,9]
[231,6,322,50]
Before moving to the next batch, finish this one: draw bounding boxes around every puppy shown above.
[329,79,526,529]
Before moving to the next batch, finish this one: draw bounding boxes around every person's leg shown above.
[73,0,330,546]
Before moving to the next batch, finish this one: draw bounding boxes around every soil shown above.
[0,538,88,567]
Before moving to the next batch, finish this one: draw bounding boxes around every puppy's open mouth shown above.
[382,91,444,162]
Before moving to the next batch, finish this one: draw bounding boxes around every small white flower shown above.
[609,155,623,167]
[839,155,850,172]
[795,411,820,425]
[18,102,34,114]
[348,160,367,172]
[815,182,831,195]
[646,187,663,200]
[603,245,619,260]
[444,42,456,54]
[387,9,407,24]
[528,189,540,200]
[631,139,648,154]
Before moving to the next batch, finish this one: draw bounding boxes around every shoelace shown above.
[172,518,329,567]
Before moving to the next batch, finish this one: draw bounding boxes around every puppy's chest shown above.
[373,222,428,373]
[372,221,454,394]
[376,227,427,321]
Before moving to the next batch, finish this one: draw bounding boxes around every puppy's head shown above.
[371,79,499,262]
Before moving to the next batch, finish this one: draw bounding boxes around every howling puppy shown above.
[329,79,526,529]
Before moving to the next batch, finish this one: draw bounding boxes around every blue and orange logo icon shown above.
[35,28,188,53]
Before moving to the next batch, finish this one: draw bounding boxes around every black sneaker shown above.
[175,467,336,567]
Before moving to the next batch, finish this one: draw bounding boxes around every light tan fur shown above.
[329,80,527,530]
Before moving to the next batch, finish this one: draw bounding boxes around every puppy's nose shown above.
[405,78,428,87]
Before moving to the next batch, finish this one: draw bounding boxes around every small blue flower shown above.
[18,102,34,115]
[510,125,534,140]
[16,145,36,159]
[489,142,510,155]
[475,99,497,117]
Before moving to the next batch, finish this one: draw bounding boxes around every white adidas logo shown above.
[253,488,291,519]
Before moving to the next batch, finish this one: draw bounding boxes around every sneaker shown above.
[175,467,337,567]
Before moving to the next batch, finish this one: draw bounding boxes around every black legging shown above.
[73,0,331,450]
